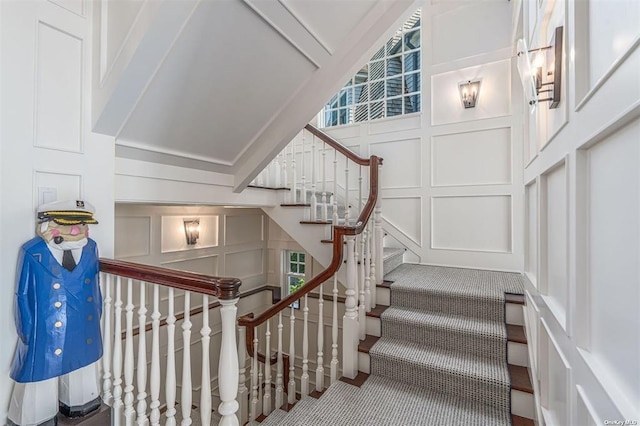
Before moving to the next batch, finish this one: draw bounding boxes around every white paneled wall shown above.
[323,1,523,272]
[521,0,640,424]
[0,1,115,422]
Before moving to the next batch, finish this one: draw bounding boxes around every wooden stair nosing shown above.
[248,185,291,191]
[358,334,380,354]
[280,203,311,207]
[509,364,534,394]
[366,304,388,318]
[511,414,535,426]
[300,220,332,225]
[309,389,326,399]
[339,371,369,388]
[378,280,394,288]
[507,324,527,344]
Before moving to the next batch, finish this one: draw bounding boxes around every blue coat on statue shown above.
[10,237,103,383]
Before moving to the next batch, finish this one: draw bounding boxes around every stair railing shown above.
[241,124,382,422]
[99,259,242,426]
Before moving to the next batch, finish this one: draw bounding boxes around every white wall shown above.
[0,1,115,422]
[521,0,640,424]
[324,0,524,272]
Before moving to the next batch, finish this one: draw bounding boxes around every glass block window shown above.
[284,250,306,308]
[320,9,422,127]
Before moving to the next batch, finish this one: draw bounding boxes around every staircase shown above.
[255,262,536,426]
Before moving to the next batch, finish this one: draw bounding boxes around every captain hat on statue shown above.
[8,200,103,426]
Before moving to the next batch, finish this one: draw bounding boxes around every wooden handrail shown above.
[304,124,383,167]
[238,154,381,330]
[100,258,242,300]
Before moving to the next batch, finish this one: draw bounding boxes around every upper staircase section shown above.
[92,0,420,190]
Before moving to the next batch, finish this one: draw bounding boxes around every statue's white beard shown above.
[49,238,88,251]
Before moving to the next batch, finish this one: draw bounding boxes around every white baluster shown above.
[258,365,263,415]
[358,166,363,215]
[369,220,377,309]
[112,277,123,425]
[181,292,192,426]
[282,149,288,194]
[316,283,325,392]
[275,313,284,409]
[364,229,372,313]
[288,307,296,404]
[301,295,309,396]
[330,275,339,384]
[166,288,177,426]
[359,233,366,340]
[375,195,384,285]
[301,131,307,205]
[124,279,135,424]
[332,150,339,231]
[321,143,328,222]
[263,320,272,415]
[273,154,281,188]
[291,142,298,204]
[200,295,212,426]
[345,160,350,226]
[237,325,248,425]
[342,236,359,379]
[218,298,240,426]
[251,332,259,420]
[102,274,113,405]
[311,134,317,221]
[150,285,161,426]
[136,282,148,426]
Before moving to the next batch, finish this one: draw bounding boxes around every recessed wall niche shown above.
[161,215,219,253]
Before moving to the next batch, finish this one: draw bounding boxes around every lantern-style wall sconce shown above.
[459,80,481,108]
[516,26,564,109]
[183,218,200,245]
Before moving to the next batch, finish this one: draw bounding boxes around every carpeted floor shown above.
[259,263,525,426]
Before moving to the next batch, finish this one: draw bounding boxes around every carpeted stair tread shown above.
[370,337,510,410]
[266,375,510,425]
[385,264,524,321]
[380,306,507,359]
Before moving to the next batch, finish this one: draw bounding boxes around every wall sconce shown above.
[458,80,481,108]
[183,218,200,245]
[516,26,563,109]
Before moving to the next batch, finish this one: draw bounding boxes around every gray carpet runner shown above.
[260,264,525,425]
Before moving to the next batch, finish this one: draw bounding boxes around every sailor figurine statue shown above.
[8,200,103,426]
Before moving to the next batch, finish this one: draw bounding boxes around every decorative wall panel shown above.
[225,249,263,279]
[35,22,83,152]
[225,214,263,245]
[432,195,511,253]
[114,216,150,258]
[161,215,219,253]
[162,255,219,276]
[371,138,421,189]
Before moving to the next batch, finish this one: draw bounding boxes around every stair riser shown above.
[506,303,524,326]
[376,287,390,306]
[370,356,509,411]
[382,252,403,275]
[511,389,535,419]
[365,317,381,337]
[380,322,505,361]
[358,352,370,374]
[507,341,528,367]
[390,290,506,322]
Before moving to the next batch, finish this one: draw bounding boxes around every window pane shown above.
[354,84,368,103]
[404,30,420,50]
[404,51,420,73]
[291,263,298,273]
[404,72,420,94]
[387,98,403,117]
[386,32,402,55]
[299,253,305,262]
[370,81,384,100]
[370,60,384,80]
[371,46,385,61]
[339,89,351,107]
[328,94,338,109]
[404,94,421,114]
[290,252,297,262]
[354,104,368,122]
[404,11,421,30]
[354,65,369,84]
[299,264,305,274]
[339,108,350,125]
[386,56,402,77]
[387,77,402,97]
[370,102,384,119]
[330,110,338,126]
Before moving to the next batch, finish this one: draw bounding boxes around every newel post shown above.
[342,235,359,379]
[217,279,242,426]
